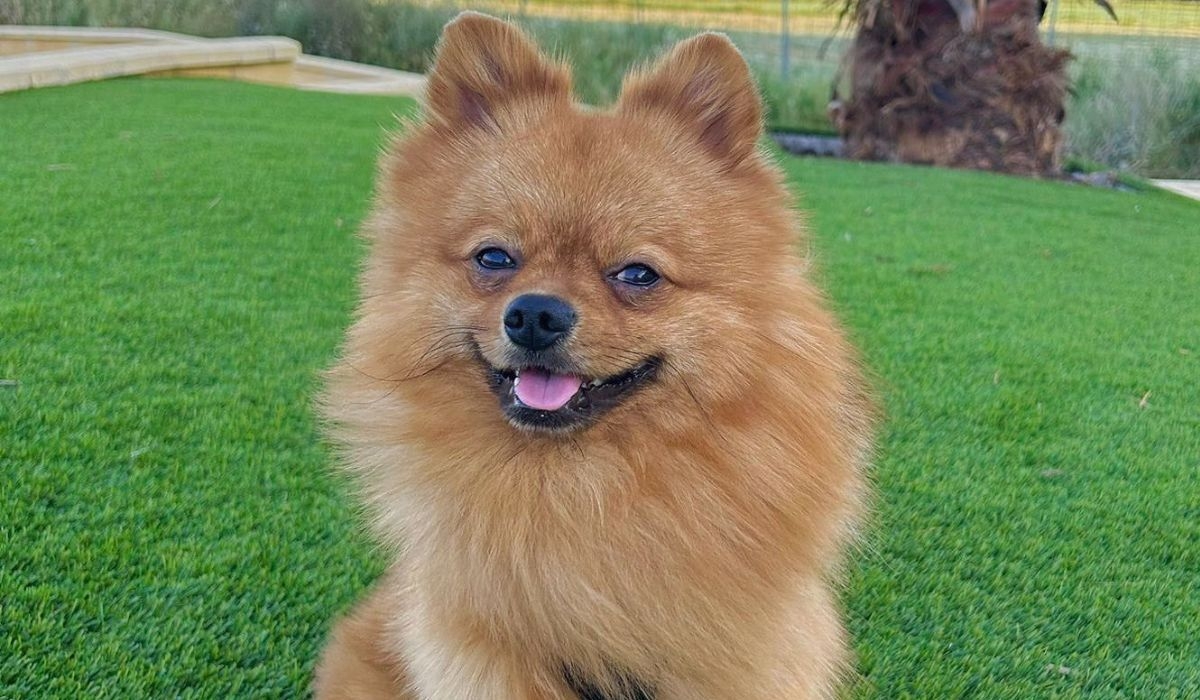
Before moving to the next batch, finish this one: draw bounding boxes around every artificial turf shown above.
[1,78,1197,698]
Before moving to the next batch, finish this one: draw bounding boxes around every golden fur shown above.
[313,13,874,699]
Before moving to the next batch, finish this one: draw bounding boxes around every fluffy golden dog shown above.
[314,13,873,699]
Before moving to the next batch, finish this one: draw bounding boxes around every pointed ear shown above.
[618,33,763,168]
[424,12,570,133]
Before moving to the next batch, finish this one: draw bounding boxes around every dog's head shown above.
[344,13,808,438]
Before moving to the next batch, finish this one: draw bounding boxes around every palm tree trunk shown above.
[837,0,1071,176]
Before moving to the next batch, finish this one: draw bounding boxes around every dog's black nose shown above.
[503,294,576,351]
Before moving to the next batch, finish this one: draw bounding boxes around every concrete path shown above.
[0,25,425,97]
[1152,180,1200,203]
[0,36,299,93]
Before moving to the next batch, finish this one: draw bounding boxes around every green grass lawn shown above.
[2,78,1198,698]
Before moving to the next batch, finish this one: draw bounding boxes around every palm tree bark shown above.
[836,0,1071,176]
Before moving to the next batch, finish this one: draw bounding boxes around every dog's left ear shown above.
[618,33,762,168]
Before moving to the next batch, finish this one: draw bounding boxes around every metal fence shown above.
[419,0,1200,78]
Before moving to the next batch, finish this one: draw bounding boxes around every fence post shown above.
[1046,0,1060,45]
[781,0,791,79]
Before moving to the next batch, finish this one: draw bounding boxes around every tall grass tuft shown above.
[0,0,242,37]
[529,18,684,106]
[1066,47,1200,178]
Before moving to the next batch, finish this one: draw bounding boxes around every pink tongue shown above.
[514,369,582,411]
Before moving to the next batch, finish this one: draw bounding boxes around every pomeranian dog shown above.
[313,12,873,700]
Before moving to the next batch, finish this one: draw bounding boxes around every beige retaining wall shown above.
[0,25,424,96]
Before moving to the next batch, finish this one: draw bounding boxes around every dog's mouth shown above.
[482,356,661,433]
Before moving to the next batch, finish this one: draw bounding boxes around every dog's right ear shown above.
[424,12,570,134]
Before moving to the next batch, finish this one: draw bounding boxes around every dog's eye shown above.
[612,263,660,287]
[476,247,517,270]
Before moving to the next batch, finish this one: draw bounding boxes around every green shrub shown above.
[529,17,685,105]
[0,0,241,37]
[357,2,460,72]
[1066,45,1200,177]
[753,64,837,135]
